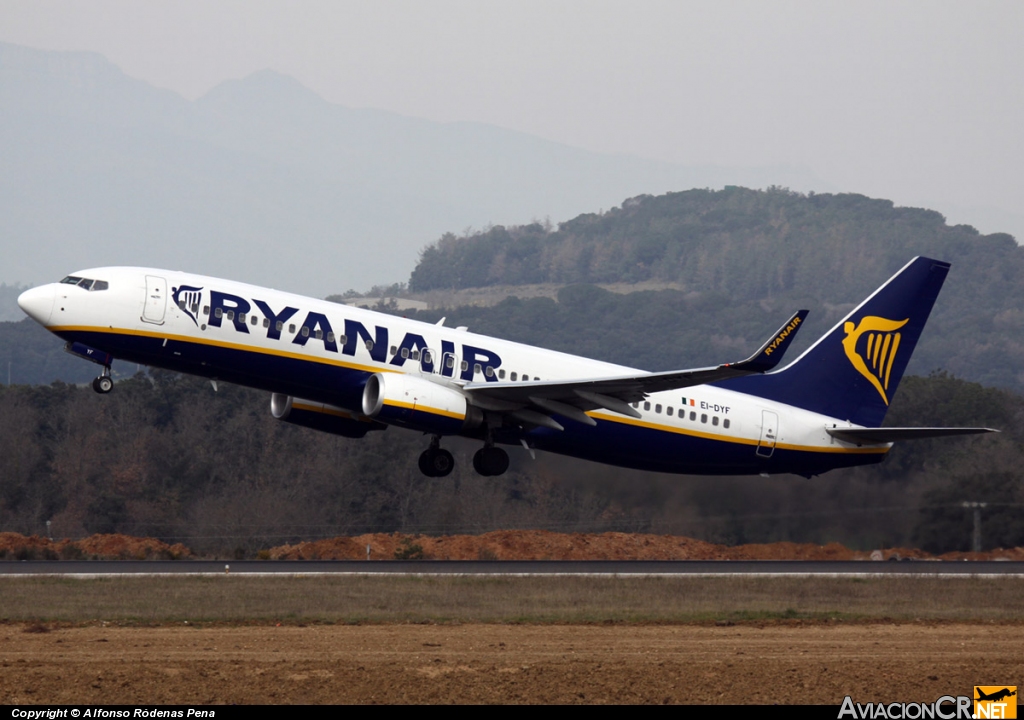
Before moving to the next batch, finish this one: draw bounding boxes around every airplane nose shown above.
[18,284,56,326]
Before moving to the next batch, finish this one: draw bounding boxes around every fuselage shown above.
[18,266,888,476]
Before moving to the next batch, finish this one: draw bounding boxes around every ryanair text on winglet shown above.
[839,696,972,719]
[764,316,803,356]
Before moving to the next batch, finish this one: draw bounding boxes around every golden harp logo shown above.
[842,316,909,405]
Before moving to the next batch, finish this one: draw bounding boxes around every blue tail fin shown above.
[718,257,950,427]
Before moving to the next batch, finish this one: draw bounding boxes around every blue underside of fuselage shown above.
[61,329,885,477]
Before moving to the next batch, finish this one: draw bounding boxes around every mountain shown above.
[0,42,826,296]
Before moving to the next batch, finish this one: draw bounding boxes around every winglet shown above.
[729,310,809,373]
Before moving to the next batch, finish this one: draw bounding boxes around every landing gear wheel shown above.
[92,375,113,394]
[418,448,455,477]
[431,449,454,477]
[473,447,509,477]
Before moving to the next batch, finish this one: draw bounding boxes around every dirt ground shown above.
[3,530,1023,562]
[1,622,1020,704]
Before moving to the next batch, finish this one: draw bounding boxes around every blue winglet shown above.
[731,309,809,373]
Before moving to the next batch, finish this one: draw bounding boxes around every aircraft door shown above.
[756,410,779,458]
[142,275,167,325]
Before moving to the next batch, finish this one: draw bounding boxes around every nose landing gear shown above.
[91,367,113,394]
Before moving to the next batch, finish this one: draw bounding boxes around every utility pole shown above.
[962,501,987,552]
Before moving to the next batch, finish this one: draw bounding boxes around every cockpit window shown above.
[59,276,109,291]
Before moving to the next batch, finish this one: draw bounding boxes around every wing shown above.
[463,310,809,430]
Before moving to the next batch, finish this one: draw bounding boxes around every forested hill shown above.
[407,187,1024,391]
[410,187,1019,296]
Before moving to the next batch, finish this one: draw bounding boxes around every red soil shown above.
[1,529,1020,562]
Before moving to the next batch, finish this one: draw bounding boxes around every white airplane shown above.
[17,256,994,478]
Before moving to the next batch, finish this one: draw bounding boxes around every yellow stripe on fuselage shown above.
[382,399,466,421]
[56,326,887,455]
[586,411,889,455]
[50,324,396,377]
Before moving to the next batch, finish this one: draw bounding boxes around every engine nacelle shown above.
[361,372,482,435]
[270,393,386,439]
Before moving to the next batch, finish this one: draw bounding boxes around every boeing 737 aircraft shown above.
[17,256,994,478]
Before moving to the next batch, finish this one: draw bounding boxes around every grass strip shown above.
[1,575,1022,624]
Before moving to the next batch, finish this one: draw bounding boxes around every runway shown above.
[2,559,1023,576]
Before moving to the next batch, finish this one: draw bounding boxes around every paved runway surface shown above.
[2,559,1023,575]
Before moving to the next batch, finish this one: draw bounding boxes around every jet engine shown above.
[361,372,482,435]
[270,393,386,438]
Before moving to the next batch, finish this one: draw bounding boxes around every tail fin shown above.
[718,257,949,427]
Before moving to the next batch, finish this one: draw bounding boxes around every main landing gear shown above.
[473,446,509,477]
[417,435,511,477]
[91,367,113,394]
[419,436,455,477]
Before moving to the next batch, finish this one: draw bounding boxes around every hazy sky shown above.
[2,0,1022,232]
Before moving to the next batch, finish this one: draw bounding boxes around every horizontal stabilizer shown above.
[826,426,999,444]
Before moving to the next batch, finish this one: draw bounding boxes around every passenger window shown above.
[390,346,398,355]
[446,356,455,369]
[238,313,246,323]
[485,366,494,377]
[474,363,482,375]
[667,407,673,416]
[422,351,431,363]
[315,330,323,340]
[511,372,518,381]
[644,402,651,411]
[275,320,283,331]
[288,324,296,334]
[327,332,335,343]
[411,350,419,360]
[401,348,409,359]
[655,404,662,414]
[226,310,234,321]
[498,369,505,379]
[461,360,468,372]
[701,414,707,423]
[262,317,270,328]
[690,411,696,421]
[178,300,186,310]
[191,304,199,315]
[724,419,731,429]
[203,306,210,315]
[339,335,348,345]
[215,308,223,319]
[712,416,719,426]
[365,340,374,351]
[300,326,309,337]
[250,315,258,326]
